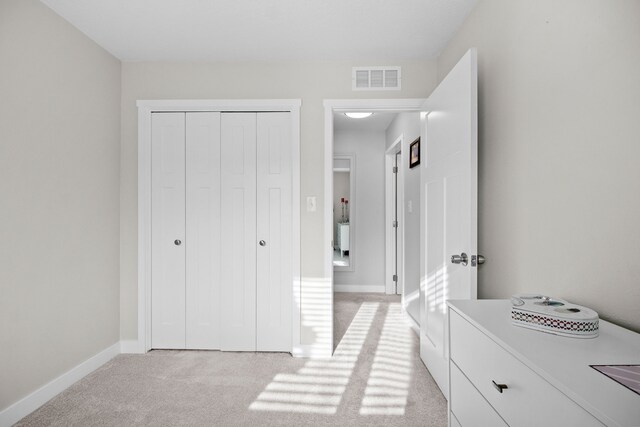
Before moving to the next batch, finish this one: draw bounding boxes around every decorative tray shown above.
[511,294,599,338]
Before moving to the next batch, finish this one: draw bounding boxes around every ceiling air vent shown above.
[352,66,401,91]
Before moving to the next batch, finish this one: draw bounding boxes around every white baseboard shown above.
[0,342,120,427]
[334,284,385,293]
[2,335,341,425]
[292,344,332,358]
[119,339,143,354]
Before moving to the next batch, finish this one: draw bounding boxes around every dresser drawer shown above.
[449,310,602,427]
[450,362,507,427]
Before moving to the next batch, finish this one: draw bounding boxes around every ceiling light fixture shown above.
[344,112,373,119]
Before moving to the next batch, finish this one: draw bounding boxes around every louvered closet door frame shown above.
[138,100,301,356]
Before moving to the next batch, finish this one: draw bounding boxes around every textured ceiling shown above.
[40,0,477,61]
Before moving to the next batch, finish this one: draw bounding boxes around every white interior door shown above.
[220,113,257,351]
[420,48,478,396]
[185,112,221,349]
[151,112,186,349]
[256,113,293,351]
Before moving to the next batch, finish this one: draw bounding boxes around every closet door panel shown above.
[257,113,292,351]
[151,112,186,349]
[221,113,257,351]
[186,112,221,349]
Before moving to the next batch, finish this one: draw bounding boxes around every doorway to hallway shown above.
[326,99,426,355]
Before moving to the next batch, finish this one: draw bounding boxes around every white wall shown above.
[385,113,421,322]
[333,130,387,291]
[0,0,121,411]
[438,0,640,331]
[120,61,438,344]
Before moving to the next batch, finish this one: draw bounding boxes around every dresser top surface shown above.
[448,299,640,427]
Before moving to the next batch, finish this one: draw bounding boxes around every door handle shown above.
[174,239,182,246]
[259,240,266,247]
[492,380,508,393]
[471,254,485,267]
[450,252,468,266]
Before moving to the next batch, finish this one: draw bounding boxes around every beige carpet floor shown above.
[17,293,447,426]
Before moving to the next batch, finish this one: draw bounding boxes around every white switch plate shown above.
[306,196,317,212]
[408,200,413,213]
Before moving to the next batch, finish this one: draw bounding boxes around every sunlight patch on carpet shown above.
[249,302,379,414]
[360,303,412,415]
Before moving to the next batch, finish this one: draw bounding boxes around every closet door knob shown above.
[259,240,266,246]
[174,239,182,246]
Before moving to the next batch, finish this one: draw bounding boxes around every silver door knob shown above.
[471,254,485,267]
[451,252,468,266]
[174,239,182,246]
[259,240,266,246]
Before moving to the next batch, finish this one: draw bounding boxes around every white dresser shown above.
[337,222,349,255]
[447,300,640,427]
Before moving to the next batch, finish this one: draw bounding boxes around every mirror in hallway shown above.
[333,155,354,269]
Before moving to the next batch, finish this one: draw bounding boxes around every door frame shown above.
[137,99,302,354]
[385,135,404,295]
[323,98,426,355]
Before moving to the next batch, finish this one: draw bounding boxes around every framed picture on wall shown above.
[409,137,420,168]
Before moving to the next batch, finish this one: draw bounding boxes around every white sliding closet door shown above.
[220,113,257,351]
[186,112,221,349]
[151,112,186,349]
[257,113,292,351]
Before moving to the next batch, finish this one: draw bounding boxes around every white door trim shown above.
[137,99,302,354]
[385,135,404,295]
[323,98,426,355]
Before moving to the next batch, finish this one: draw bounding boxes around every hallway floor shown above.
[17,293,446,426]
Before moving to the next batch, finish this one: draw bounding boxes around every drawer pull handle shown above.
[492,380,508,393]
